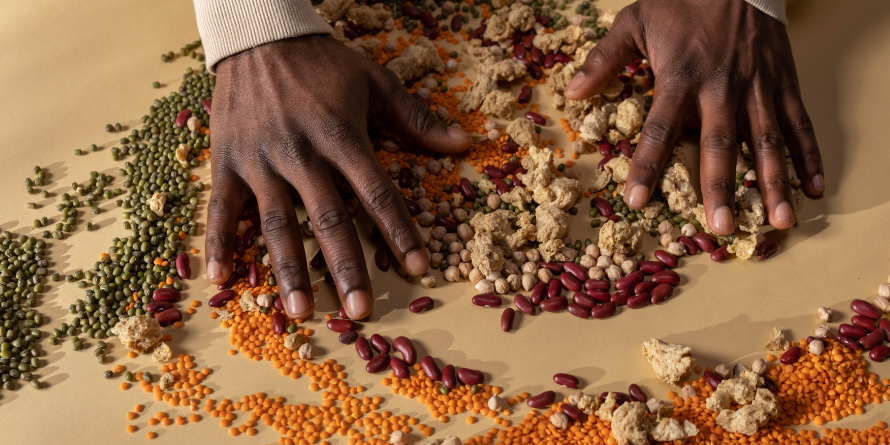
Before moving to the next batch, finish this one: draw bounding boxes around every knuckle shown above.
[764,175,791,192]
[314,207,353,234]
[205,231,231,250]
[702,131,735,157]
[208,197,233,217]
[755,131,785,155]
[329,257,365,280]
[704,179,734,197]
[274,261,305,284]
[800,146,822,165]
[407,101,438,136]
[363,181,400,214]
[641,119,678,146]
[280,132,314,170]
[261,209,298,237]
[791,114,815,134]
[632,157,661,181]
[384,221,417,251]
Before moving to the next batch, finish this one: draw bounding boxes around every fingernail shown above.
[345,291,372,320]
[285,290,313,319]
[811,174,824,193]
[625,184,649,209]
[712,206,734,233]
[207,261,224,283]
[405,250,429,276]
[775,201,794,223]
[565,72,586,91]
[446,125,470,141]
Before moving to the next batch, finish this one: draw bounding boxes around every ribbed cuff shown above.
[194,0,333,73]
[744,0,788,26]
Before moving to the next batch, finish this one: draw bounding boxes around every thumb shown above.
[564,8,642,101]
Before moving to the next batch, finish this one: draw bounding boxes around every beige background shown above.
[2,0,890,443]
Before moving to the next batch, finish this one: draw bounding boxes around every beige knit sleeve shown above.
[193,0,333,73]
[745,0,787,26]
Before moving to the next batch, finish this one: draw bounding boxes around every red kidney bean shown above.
[627,293,650,309]
[409,296,434,313]
[472,293,502,308]
[146,301,173,313]
[271,312,285,334]
[391,357,410,379]
[326,319,355,333]
[639,261,664,275]
[513,167,526,187]
[756,240,778,261]
[560,403,584,422]
[434,216,458,233]
[514,294,535,315]
[420,11,438,28]
[491,178,509,195]
[879,319,890,340]
[365,353,390,374]
[703,371,723,389]
[175,109,191,128]
[621,83,634,99]
[156,308,183,327]
[859,329,886,350]
[840,323,867,340]
[851,299,882,320]
[628,384,647,402]
[501,142,519,154]
[554,54,571,64]
[526,391,555,408]
[559,273,581,292]
[710,245,730,262]
[650,284,674,304]
[541,295,568,312]
[616,272,643,291]
[421,356,442,381]
[870,345,890,362]
[586,289,611,303]
[233,235,245,255]
[585,279,611,291]
[442,364,457,389]
[573,292,596,309]
[836,334,860,350]
[553,373,579,388]
[234,258,247,276]
[201,98,212,114]
[597,140,613,156]
[676,236,698,255]
[209,290,235,307]
[393,337,417,365]
[625,64,642,76]
[525,111,546,125]
[547,279,563,299]
[451,14,463,32]
[544,53,555,69]
[611,289,632,306]
[468,26,486,40]
[591,303,616,319]
[375,248,391,272]
[247,262,259,287]
[535,14,549,26]
[404,198,421,216]
[459,177,476,201]
[590,197,614,217]
[152,287,181,303]
[653,250,678,268]
[540,261,563,273]
[529,46,544,65]
[692,234,716,253]
[531,282,547,305]
[337,308,350,320]
[273,296,284,311]
[567,303,590,319]
[368,334,390,354]
[517,85,533,104]
[762,376,779,392]
[779,346,801,364]
[562,263,586,282]
[521,34,534,49]
[457,368,484,385]
[242,225,259,248]
[339,331,358,344]
[175,252,191,279]
[483,165,505,179]
[652,271,680,286]
[501,308,515,331]
[501,160,522,174]
[513,43,526,58]
[400,3,421,18]
[616,139,634,158]
[397,167,413,189]
[217,270,240,290]
[355,337,373,360]
[852,315,876,332]
[634,281,657,295]
[527,62,543,79]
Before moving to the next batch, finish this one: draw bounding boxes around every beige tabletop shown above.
[2,0,890,444]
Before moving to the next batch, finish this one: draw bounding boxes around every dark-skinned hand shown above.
[565,0,824,234]
[205,35,472,320]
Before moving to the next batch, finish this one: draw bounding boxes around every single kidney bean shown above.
[650,284,674,304]
[513,168,527,187]
[175,252,191,279]
[153,287,182,303]
[628,384,647,402]
[779,346,801,364]
[501,160,522,174]
[529,46,544,65]
[459,177,476,201]
[421,356,442,381]
[457,368,484,385]
[366,353,390,374]
[513,43,526,58]
[145,301,173,313]
[247,262,259,287]
[560,403,584,422]
[433,215,458,233]
[710,245,730,262]
[201,98,212,114]
[397,167,413,189]
[400,3,421,18]
[677,236,698,255]
[355,337,373,360]
[634,281,657,296]
[547,279,563,300]
[483,165,506,179]
[616,139,633,158]
[597,140,613,156]
[652,271,680,286]
[540,261,563,273]
[531,282,547,305]
[692,234,716,253]
[541,295,568,312]
[587,289,611,303]
[451,14,463,32]
[393,337,417,365]
[491,178,509,195]
[233,235,245,255]
[526,391,555,408]
[273,296,284,311]
[616,272,643,291]
[217,270,241,290]
[879,319,890,339]
[840,323,867,340]
[544,53,555,69]
[527,62,544,80]
[851,315,876,332]
[420,11,438,28]
[525,111,546,125]
[522,34,535,49]
[585,279,611,291]
[554,54,572,64]
[559,273,581,292]
[553,373,579,388]
[242,225,259,248]
[404,198,421,216]
[339,331,358,344]
[703,371,723,389]
[851,299,882,320]
[326,319,355,333]
[271,312,285,334]
[627,293,650,309]
[756,240,778,261]
[654,250,678,268]
[234,258,247,276]
[572,292,596,309]
[590,197,614,217]
[501,142,519,154]
[611,289,632,306]
[836,334,860,350]
[209,290,235,307]
[639,261,664,275]
[567,303,590,319]
[501,308,516,331]
[762,376,779,392]
[370,334,390,354]
[535,14,549,26]
[156,308,182,327]
[337,308,350,320]
[514,294,535,315]
[442,365,457,389]
[175,109,191,128]
[468,26,486,40]
[375,248,391,272]
[409,296,434,313]
[517,85,532,103]
[563,262,586,282]
[472,293,502,308]
[391,357,410,379]
[859,329,886,350]
[870,345,890,362]
[591,303,616,319]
